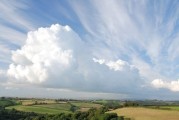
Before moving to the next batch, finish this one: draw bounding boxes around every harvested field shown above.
[109,107,179,120]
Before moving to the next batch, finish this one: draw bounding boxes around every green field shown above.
[147,105,179,111]
[6,103,72,114]
[34,103,71,111]
[71,102,103,112]
[71,102,102,108]
[93,100,109,104]
[160,106,179,111]
[6,100,103,114]
[109,107,179,120]
[5,98,179,119]
[19,99,57,105]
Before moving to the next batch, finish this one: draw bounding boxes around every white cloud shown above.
[152,79,179,92]
[69,1,179,93]
[6,24,144,95]
[92,58,143,93]
[93,58,136,72]
[78,3,175,61]
[0,0,36,69]
[0,0,34,31]
[0,24,26,46]
[7,24,76,83]
[1,1,179,99]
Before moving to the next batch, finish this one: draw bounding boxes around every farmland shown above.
[1,98,122,120]
[6,99,103,114]
[110,107,179,120]
[6,104,72,114]
[19,99,56,105]
[146,105,179,111]
[159,106,179,111]
[71,101,103,111]
[3,97,179,120]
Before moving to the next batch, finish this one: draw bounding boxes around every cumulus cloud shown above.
[93,58,137,72]
[7,24,77,83]
[6,24,145,95]
[152,79,179,92]
[1,1,179,99]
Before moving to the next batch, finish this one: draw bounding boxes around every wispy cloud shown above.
[0,0,35,69]
[70,0,179,83]
[0,0,34,31]
[0,0,179,99]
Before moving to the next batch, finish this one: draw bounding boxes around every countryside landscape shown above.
[1,0,179,120]
[2,97,179,120]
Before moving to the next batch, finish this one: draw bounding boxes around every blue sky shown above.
[0,0,179,100]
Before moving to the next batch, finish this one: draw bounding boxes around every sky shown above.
[0,0,179,100]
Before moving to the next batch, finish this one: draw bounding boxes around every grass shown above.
[6,100,103,114]
[160,106,179,111]
[93,100,109,104]
[71,102,103,112]
[79,107,91,112]
[34,103,71,111]
[109,107,179,120]
[19,99,56,105]
[71,102,102,108]
[19,100,35,105]
[6,104,72,114]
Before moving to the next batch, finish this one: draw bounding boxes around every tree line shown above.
[0,106,131,120]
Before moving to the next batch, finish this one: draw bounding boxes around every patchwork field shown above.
[19,99,57,105]
[71,102,103,112]
[4,98,179,119]
[71,102,102,108]
[109,107,179,120]
[6,103,72,114]
[6,100,103,114]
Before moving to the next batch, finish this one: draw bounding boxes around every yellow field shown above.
[19,99,56,105]
[109,107,179,120]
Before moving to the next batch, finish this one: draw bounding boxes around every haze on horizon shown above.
[0,0,179,100]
